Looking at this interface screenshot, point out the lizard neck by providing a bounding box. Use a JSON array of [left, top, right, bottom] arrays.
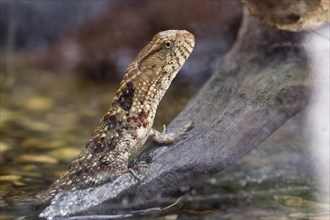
[[113, 60, 180, 116], [134, 66, 179, 108]]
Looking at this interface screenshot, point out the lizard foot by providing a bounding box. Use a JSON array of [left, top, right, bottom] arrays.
[[151, 121, 194, 144], [126, 168, 143, 181], [125, 161, 150, 181], [131, 160, 150, 169]]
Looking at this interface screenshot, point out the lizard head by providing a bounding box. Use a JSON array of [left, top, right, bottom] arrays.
[[116, 30, 195, 114], [135, 30, 195, 86]]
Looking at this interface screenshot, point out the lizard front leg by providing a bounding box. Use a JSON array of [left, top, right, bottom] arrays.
[[126, 122, 194, 180], [149, 121, 194, 144]]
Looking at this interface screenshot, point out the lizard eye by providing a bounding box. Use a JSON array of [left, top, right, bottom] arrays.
[[164, 40, 172, 48]]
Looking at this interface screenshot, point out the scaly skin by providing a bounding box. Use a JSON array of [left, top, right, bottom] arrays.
[[39, 30, 195, 200]]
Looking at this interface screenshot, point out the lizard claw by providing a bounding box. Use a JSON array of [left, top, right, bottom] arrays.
[[162, 124, 167, 134], [176, 121, 194, 139], [181, 121, 194, 132]]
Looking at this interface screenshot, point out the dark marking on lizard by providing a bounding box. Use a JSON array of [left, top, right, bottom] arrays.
[[118, 82, 135, 111], [104, 114, 117, 129], [138, 110, 149, 128]]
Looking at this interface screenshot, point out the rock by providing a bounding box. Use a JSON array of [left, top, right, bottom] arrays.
[[241, 0, 330, 31]]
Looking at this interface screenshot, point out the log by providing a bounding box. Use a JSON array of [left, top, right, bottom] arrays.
[[40, 11, 310, 218]]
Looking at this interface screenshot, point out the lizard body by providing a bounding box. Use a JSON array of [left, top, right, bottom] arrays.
[[40, 30, 195, 200]]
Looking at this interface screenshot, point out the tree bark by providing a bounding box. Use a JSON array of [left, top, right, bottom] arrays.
[[40, 11, 311, 218]]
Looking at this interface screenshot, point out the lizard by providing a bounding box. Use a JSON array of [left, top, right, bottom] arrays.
[[38, 30, 195, 201]]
